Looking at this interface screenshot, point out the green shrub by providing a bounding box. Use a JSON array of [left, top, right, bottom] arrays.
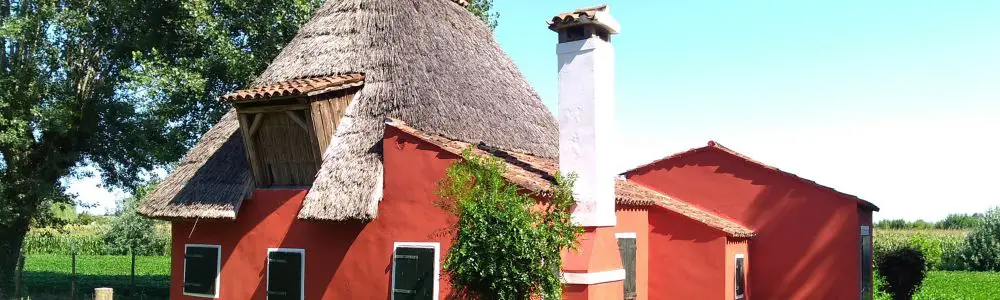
[[438, 149, 581, 300], [874, 229, 966, 271], [876, 247, 927, 300], [956, 207, 1000, 271], [907, 233, 942, 271]]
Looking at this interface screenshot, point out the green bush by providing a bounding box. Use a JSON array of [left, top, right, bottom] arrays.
[[955, 207, 1000, 271], [907, 233, 942, 271], [876, 247, 927, 300], [874, 229, 966, 271], [438, 149, 581, 300]]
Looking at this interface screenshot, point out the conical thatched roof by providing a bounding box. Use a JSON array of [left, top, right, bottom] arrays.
[[139, 0, 559, 221]]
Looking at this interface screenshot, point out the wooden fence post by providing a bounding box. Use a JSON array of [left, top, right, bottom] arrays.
[[71, 249, 77, 300], [13, 252, 23, 299], [130, 246, 136, 297], [94, 287, 113, 300]]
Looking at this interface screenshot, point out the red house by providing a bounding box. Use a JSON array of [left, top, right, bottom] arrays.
[[624, 142, 879, 300], [138, 1, 876, 299]]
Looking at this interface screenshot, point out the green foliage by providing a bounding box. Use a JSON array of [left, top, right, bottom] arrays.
[[438, 149, 582, 300], [75, 212, 96, 226], [875, 229, 967, 271], [467, 0, 499, 29], [876, 247, 928, 300], [936, 214, 984, 230], [907, 233, 944, 272], [875, 271, 1000, 300], [955, 208, 1000, 271], [0, 0, 322, 292], [876, 214, 985, 230], [105, 184, 164, 256], [23, 219, 170, 256], [21, 254, 170, 299]]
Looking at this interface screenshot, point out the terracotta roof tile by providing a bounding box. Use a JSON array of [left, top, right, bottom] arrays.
[[549, 5, 606, 25], [547, 4, 619, 33], [621, 141, 880, 212], [221, 74, 364, 102], [387, 119, 755, 237]]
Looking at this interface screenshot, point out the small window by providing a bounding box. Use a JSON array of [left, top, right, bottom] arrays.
[[735, 254, 746, 300], [392, 242, 440, 300], [267, 248, 305, 300], [616, 233, 637, 300], [183, 244, 221, 298]]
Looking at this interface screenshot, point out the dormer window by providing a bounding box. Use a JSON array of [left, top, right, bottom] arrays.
[[222, 74, 365, 188]]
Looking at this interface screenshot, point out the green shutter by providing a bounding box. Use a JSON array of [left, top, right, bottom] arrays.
[[393, 247, 435, 300], [617, 237, 637, 300], [267, 251, 303, 300], [183, 246, 219, 296], [735, 257, 746, 299]]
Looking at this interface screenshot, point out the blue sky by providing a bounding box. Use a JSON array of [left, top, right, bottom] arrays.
[[70, 1, 1000, 221]]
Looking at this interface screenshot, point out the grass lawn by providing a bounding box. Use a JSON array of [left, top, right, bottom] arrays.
[[19, 254, 170, 299], [913, 271, 1000, 300]]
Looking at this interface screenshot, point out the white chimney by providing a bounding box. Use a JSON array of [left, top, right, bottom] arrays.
[[549, 5, 620, 227]]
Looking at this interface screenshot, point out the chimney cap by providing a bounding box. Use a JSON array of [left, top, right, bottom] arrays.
[[548, 4, 620, 34]]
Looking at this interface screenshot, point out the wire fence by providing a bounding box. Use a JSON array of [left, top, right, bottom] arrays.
[[12, 249, 170, 300]]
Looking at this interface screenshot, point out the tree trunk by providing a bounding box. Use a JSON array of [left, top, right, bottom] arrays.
[[0, 216, 30, 298]]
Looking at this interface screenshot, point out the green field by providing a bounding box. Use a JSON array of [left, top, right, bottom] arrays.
[[910, 271, 1000, 300], [19, 254, 170, 299]]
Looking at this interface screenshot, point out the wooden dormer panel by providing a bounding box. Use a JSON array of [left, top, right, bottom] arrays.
[[224, 74, 364, 188]]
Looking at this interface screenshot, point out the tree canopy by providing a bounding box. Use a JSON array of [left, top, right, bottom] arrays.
[[0, 0, 323, 294], [0, 0, 500, 295]]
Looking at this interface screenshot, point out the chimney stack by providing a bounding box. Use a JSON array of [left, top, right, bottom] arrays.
[[549, 5, 620, 227]]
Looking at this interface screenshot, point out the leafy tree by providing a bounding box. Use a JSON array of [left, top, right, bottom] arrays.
[[467, 0, 499, 29], [437, 149, 581, 300], [104, 182, 163, 256], [0, 0, 322, 294], [876, 247, 927, 300], [957, 207, 1000, 271], [935, 213, 984, 229]]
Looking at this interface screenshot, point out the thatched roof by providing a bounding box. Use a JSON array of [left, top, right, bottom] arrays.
[[388, 119, 756, 238], [138, 110, 252, 220], [139, 0, 559, 221], [259, 0, 559, 220]]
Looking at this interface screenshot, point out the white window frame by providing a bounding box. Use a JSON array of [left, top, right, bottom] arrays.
[[266, 248, 306, 300], [391, 242, 440, 300], [183, 244, 222, 298], [615, 232, 637, 239], [735, 254, 746, 300]]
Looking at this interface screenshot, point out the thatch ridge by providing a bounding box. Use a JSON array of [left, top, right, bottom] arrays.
[[138, 110, 252, 220], [250, 0, 558, 220]]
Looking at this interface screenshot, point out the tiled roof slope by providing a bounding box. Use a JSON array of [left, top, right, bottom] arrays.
[[221, 74, 364, 102], [387, 119, 756, 238]]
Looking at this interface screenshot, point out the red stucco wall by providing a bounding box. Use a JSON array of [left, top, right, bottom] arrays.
[[648, 207, 726, 299], [616, 206, 649, 300], [726, 239, 750, 300], [170, 127, 461, 299], [628, 148, 862, 300], [170, 127, 649, 299]]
